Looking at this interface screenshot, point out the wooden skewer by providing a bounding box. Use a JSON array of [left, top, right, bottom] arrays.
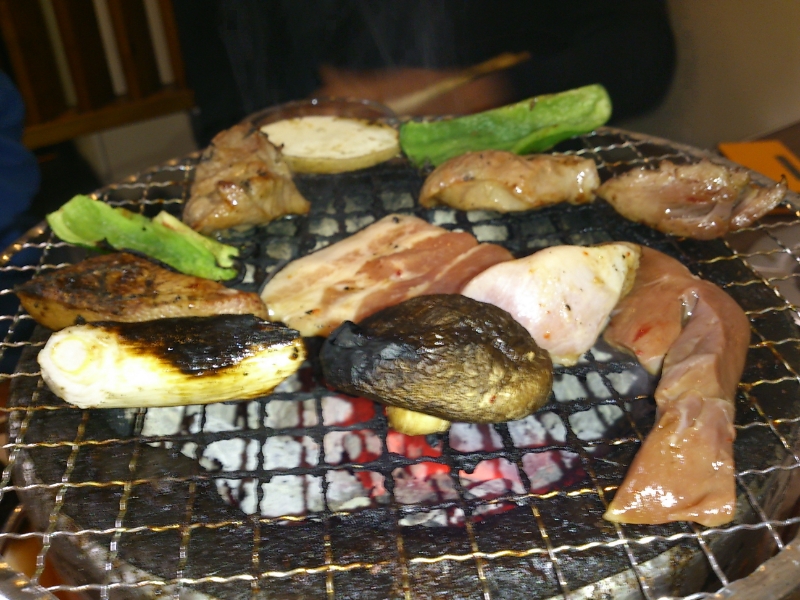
[[384, 51, 532, 115]]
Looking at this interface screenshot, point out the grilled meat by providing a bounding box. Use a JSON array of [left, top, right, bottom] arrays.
[[462, 243, 641, 366], [15, 252, 267, 330], [596, 159, 787, 239], [320, 294, 553, 434], [419, 150, 600, 211], [38, 314, 306, 409], [603, 247, 750, 526], [260, 214, 513, 337], [183, 124, 310, 234]]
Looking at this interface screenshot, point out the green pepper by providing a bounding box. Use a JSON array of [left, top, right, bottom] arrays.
[[398, 84, 612, 167], [46, 195, 239, 281]]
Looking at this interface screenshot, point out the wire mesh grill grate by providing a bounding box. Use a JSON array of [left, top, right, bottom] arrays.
[[0, 128, 799, 599]]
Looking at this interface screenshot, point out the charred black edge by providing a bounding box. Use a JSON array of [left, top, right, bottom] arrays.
[[87, 314, 302, 375]]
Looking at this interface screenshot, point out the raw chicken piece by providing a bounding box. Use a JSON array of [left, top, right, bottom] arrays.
[[596, 159, 787, 240], [603, 247, 750, 526], [419, 150, 600, 211], [260, 214, 513, 337], [601, 249, 692, 375], [461, 243, 640, 366], [183, 124, 310, 234]]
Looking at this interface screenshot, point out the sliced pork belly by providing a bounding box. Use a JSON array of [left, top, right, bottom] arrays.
[[183, 124, 310, 234], [596, 159, 787, 240], [603, 247, 750, 526], [461, 243, 640, 366], [15, 252, 267, 330], [260, 214, 513, 337], [419, 150, 600, 211]]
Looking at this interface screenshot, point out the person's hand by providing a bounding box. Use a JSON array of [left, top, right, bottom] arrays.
[[314, 65, 514, 115]]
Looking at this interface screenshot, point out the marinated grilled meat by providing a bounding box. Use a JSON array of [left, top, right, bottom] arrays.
[[419, 150, 600, 211], [15, 252, 267, 330], [320, 294, 553, 434], [462, 243, 640, 366], [596, 159, 787, 239], [183, 124, 310, 234], [260, 214, 514, 337], [603, 247, 750, 526], [38, 314, 306, 409]]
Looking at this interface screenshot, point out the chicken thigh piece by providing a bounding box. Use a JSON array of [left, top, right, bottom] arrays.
[[596, 159, 786, 240]]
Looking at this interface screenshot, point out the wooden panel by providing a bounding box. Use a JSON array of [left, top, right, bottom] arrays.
[[0, 0, 67, 124], [22, 88, 194, 149], [50, 0, 115, 110], [156, 0, 186, 88], [106, 0, 161, 99]]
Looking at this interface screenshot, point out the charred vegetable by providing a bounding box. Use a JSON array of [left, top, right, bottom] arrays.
[[399, 84, 611, 167], [47, 195, 239, 280], [38, 314, 305, 409], [16, 252, 267, 331], [320, 295, 553, 434]]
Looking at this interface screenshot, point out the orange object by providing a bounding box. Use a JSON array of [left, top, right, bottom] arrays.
[[718, 139, 800, 193]]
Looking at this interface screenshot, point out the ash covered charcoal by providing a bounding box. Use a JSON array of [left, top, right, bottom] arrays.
[[137, 354, 650, 526]]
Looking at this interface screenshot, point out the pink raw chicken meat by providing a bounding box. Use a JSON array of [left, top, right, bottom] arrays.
[[602, 246, 751, 526]]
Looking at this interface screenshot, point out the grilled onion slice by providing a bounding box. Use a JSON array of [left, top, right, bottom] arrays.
[[38, 315, 305, 409]]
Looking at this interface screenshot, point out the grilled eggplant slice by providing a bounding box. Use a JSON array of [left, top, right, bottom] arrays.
[[16, 252, 267, 331], [320, 294, 553, 431], [38, 314, 305, 409]]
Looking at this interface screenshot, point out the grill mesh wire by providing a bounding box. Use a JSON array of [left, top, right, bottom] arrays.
[[0, 128, 799, 599]]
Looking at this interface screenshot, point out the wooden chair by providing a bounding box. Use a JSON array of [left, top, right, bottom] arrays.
[[0, 0, 194, 149]]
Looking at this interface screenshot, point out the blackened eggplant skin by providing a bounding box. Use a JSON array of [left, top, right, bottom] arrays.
[[320, 294, 553, 423]]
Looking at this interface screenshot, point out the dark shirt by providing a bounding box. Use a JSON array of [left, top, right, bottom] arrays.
[[174, 0, 675, 146], [0, 70, 40, 249]]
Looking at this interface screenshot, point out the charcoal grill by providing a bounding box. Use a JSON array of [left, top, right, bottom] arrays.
[[1, 128, 800, 599]]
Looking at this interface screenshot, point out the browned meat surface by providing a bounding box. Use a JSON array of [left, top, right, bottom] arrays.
[[183, 124, 310, 234], [419, 150, 600, 211], [603, 247, 750, 526], [260, 214, 513, 337], [16, 252, 268, 330], [596, 159, 787, 240]]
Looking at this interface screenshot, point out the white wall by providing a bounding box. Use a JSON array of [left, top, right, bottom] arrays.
[[619, 0, 800, 149], [75, 111, 197, 185]]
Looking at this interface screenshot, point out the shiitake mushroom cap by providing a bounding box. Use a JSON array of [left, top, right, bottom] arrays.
[[320, 294, 553, 424]]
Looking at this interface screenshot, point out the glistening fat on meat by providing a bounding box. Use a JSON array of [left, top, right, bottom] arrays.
[[183, 124, 311, 234], [419, 150, 601, 212], [596, 159, 787, 240], [602, 247, 750, 526]]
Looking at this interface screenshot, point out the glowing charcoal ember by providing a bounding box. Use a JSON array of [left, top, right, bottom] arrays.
[[522, 451, 582, 492], [139, 390, 594, 524]]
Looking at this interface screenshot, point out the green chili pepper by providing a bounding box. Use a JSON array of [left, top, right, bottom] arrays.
[[47, 195, 239, 281], [399, 84, 612, 167]]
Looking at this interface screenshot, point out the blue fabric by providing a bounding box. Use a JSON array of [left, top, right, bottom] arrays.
[[0, 71, 40, 249]]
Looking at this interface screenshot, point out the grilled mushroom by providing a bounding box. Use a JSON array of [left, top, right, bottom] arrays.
[[320, 294, 553, 434]]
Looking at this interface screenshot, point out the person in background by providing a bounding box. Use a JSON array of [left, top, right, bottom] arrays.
[[0, 70, 39, 250], [174, 0, 676, 148], [0, 70, 41, 373]]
